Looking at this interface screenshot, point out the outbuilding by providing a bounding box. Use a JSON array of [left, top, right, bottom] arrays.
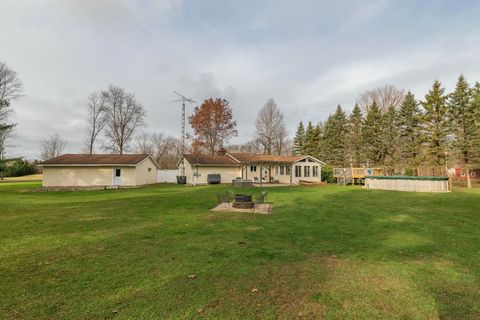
[[40, 154, 159, 187]]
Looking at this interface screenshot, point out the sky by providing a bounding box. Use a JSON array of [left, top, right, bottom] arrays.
[[1, 0, 480, 159]]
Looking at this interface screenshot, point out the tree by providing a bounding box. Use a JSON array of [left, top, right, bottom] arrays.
[[293, 121, 305, 155], [134, 132, 182, 169], [134, 132, 154, 155], [102, 85, 146, 154], [302, 121, 320, 157], [448, 75, 479, 188], [421, 80, 449, 170], [398, 91, 423, 174], [254, 98, 287, 155], [362, 101, 384, 166], [321, 105, 348, 166], [0, 62, 23, 159], [188, 98, 237, 155], [357, 84, 405, 113], [346, 104, 364, 167], [381, 105, 400, 172], [0, 124, 14, 160], [40, 134, 67, 161], [85, 92, 107, 154]]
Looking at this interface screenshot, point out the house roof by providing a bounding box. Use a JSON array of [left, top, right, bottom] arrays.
[[228, 153, 307, 164], [182, 152, 325, 166], [40, 154, 157, 167], [183, 154, 240, 166]]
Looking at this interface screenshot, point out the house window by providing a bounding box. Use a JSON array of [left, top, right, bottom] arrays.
[[472, 171, 476, 177], [304, 166, 310, 177], [461, 171, 466, 177], [313, 166, 319, 177], [286, 166, 291, 175], [275, 166, 279, 175], [295, 165, 302, 177], [280, 166, 285, 175], [250, 165, 257, 172]]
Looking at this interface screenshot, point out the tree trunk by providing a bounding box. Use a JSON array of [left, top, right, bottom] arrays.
[[466, 167, 472, 188]]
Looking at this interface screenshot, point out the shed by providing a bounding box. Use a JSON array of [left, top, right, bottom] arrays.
[[40, 154, 159, 187]]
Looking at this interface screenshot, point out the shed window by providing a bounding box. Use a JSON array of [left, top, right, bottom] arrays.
[[295, 165, 302, 177], [304, 166, 310, 177], [312, 166, 319, 177], [472, 171, 476, 177]]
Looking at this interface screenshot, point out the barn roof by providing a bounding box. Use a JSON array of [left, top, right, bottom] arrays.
[[40, 154, 157, 167]]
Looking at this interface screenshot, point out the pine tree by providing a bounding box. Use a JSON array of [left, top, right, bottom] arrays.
[[303, 121, 320, 156], [381, 105, 400, 173], [448, 75, 479, 188], [321, 105, 347, 166], [421, 80, 448, 171], [293, 121, 305, 155], [362, 101, 384, 166], [346, 104, 364, 166], [398, 91, 423, 174]]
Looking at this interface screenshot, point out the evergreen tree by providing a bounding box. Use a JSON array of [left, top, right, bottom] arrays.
[[398, 91, 423, 174], [382, 105, 400, 172], [362, 101, 384, 166], [448, 75, 479, 188], [321, 105, 348, 166], [421, 80, 448, 170], [303, 121, 320, 156], [293, 121, 305, 155], [346, 104, 364, 166]]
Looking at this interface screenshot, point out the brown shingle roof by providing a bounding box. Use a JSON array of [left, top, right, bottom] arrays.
[[183, 154, 240, 166], [41, 154, 152, 166], [227, 153, 306, 164], [183, 152, 322, 166]]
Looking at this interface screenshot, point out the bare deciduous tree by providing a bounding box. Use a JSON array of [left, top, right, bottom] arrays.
[[102, 85, 146, 154], [85, 92, 107, 154], [0, 125, 15, 160], [134, 132, 155, 155], [254, 98, 288, 155], [40, 133, 67, 161], [357, 84, 405, 113], [0, 62, 23, 159], [134, 132, 183, 169]]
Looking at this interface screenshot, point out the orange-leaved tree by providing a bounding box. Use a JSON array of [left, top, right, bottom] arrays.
[[188, 98, 237, 155]]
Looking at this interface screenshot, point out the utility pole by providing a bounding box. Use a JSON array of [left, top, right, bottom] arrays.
[[172, 91, 196, 179]]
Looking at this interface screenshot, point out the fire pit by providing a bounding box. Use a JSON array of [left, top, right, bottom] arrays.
[[232, 194, 254, 209]]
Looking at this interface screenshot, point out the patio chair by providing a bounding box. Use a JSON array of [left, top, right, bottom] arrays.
[[217, 193, 231, 209], [225, 190, 234, 202]]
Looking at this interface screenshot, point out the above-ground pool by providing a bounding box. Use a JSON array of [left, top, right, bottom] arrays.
[[365, 175, 450, 192]]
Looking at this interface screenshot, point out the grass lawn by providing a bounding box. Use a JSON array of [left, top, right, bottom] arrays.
[[1, 183, 479, 319]]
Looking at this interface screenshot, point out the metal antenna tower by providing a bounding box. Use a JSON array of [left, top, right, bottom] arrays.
[[172, 90, 196, 177]]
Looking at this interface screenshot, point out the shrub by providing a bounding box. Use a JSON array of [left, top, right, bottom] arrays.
[[6, 159, 37, 177], [321, 165, 334, 183]]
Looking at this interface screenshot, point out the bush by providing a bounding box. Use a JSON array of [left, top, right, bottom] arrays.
[[6, 159, 37, 177], [321, 165, 335, 183]]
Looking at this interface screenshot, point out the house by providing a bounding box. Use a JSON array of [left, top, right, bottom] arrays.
[[40, 154, 159, 187], [179, 149, 326, 185], [453, 167, 480, 180]]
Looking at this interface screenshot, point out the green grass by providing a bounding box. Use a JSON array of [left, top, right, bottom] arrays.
[[1, 183, 479, 319]]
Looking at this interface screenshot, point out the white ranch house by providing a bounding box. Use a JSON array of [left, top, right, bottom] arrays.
[[179, 150, 326, 185]]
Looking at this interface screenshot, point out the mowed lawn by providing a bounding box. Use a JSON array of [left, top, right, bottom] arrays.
[[0, 183, 479, 319]]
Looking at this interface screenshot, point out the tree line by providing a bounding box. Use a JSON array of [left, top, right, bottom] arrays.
[[293, 78, 480, 187]]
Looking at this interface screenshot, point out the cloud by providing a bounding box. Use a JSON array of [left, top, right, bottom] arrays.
[[1, 0, 480, 158]]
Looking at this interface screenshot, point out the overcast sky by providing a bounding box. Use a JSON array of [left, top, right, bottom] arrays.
[[2, 0, 480, 159]]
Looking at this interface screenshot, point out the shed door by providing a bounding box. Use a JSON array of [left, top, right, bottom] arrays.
[[113, 168, 122, 185]]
